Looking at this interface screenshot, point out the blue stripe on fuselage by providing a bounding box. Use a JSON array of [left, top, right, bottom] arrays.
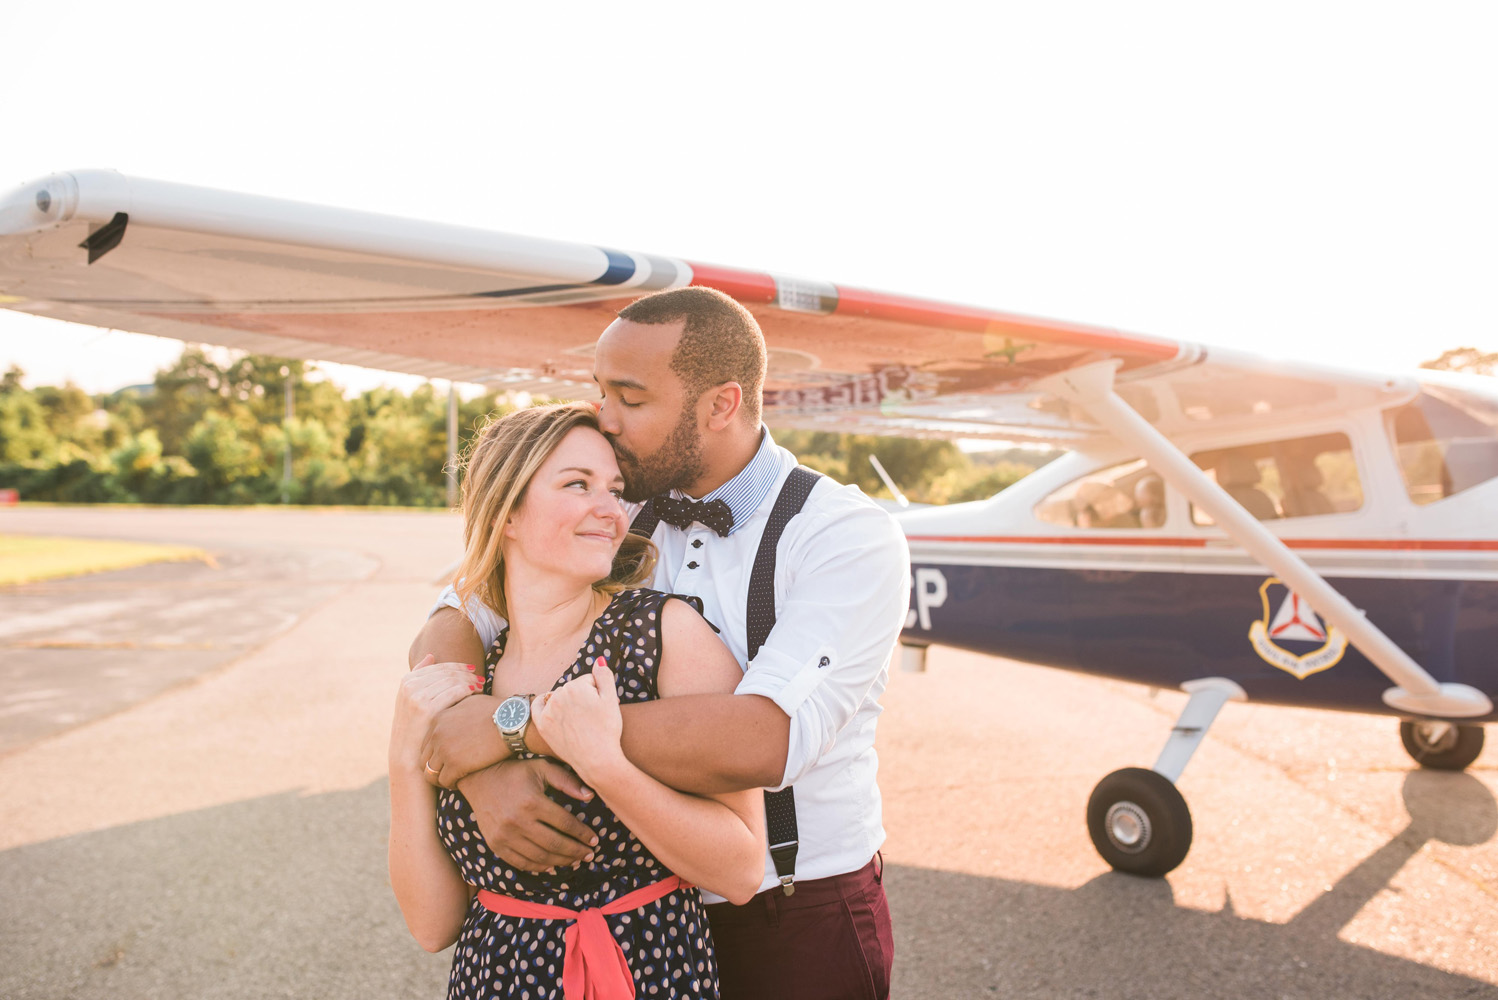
[[903, 562, 1498, 721]]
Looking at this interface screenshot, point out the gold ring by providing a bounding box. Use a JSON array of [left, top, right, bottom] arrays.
[[424, 761, 440, 775]]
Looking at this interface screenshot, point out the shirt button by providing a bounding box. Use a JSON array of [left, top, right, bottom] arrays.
[[691, 539, 703, 549], [687, 561, 699, 570]]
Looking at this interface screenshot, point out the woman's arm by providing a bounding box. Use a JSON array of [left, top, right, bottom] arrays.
[[532, 599, 766, 904], [388, 656, 482, 951]]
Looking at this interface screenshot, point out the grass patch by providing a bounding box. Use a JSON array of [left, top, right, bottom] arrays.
[[0, 535, 209, 586]]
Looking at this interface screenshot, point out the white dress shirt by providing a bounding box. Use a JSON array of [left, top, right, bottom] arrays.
[[432, 430, 911, 899]]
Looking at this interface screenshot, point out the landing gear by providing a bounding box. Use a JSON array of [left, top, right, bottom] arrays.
[[899, 641, 930, 673], [1086, 677, 1245, 878], [1400, 720, 1485, 770], [1087, 768, 1192, 877]]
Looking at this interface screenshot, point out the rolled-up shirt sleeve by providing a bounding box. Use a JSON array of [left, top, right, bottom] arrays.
[[429, 583, 506, 653], [733, 496, 911, 790]]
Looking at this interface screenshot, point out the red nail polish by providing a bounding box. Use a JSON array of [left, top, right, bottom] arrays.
[[465, 664, 477, 671]]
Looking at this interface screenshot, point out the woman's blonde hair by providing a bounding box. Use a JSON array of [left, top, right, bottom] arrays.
[[453, 401, 656, 621]]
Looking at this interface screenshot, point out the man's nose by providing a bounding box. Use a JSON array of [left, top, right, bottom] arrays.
[[596, 398, 621, 436]]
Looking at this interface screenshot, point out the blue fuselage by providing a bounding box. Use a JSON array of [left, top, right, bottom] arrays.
[[904, 560, 1498, 722]]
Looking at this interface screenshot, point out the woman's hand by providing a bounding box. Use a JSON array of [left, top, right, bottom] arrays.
[[390, 653, 483, 777], [531, 658, 626, 784]]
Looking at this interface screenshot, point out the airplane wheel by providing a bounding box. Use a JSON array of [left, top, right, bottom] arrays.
[[1400, 721, 1485, 771], [1087, 767, 1193, 877]]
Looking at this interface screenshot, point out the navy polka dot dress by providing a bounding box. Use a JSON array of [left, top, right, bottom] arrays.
[[437, 589, 720, 1000]]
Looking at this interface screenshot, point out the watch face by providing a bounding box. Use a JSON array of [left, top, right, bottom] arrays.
[[495, 696, 529, 731]]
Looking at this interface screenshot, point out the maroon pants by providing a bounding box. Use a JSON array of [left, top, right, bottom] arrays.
[[705, 856, 892, 1000]]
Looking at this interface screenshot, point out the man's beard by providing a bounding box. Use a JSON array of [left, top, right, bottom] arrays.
[[613, 407, 705, 503]]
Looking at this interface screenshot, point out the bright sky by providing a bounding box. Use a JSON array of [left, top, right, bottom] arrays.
[[3, 2, 1495, 395]]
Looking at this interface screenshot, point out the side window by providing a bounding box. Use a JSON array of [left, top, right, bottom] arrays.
[[1387, 386, 1498, 505], [1190, 432, 1362, 525], [1034, 459, 1170, 529]]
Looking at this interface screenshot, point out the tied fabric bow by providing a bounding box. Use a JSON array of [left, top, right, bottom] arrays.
[[476, 876, 690, 1000], [651, 495, 733, 537]]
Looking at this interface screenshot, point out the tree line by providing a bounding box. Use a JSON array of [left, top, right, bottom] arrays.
[[0, 351, 512, 506], [0, 349, 1045, 507]]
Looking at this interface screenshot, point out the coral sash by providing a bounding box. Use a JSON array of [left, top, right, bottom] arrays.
[[476, 875, 689, 1000]]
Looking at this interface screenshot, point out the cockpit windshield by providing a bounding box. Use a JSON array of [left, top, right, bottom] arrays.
[[1386, 380, 1498, 505]]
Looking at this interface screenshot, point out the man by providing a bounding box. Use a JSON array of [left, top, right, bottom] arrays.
[[412, 286, 909, 999]]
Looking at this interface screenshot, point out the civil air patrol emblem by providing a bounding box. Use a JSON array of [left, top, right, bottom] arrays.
[[1247, 577, 1349, 679]]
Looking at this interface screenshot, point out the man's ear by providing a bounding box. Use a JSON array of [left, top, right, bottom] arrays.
[[704, 382, 743, 431]]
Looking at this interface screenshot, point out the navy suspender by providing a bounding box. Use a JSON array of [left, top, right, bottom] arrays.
[[746, 466, 821, 896], [629, 466, 823, 896]]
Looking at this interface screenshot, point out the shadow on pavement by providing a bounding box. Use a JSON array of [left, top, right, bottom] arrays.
[[0, 781, 449, 1000], [892, 769, 1498, 999], [2, 771, 1494, 999]]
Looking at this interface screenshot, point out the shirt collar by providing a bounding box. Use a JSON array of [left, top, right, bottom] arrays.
[[679, 427, 778, 535]]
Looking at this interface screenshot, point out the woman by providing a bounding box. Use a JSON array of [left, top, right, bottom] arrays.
[[388, 401, 765, 1000]]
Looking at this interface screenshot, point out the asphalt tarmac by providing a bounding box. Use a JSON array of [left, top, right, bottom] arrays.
[[1, 506, 1494, 999]]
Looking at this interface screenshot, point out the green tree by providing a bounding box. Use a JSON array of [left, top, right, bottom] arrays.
[[263, 417, 351, 504], [0, 389, 57, 464], [1422, 347, 1498, 376], [144, 350, 335, 454], [33, 383, 102, 450], [922, 462, 1034, 504], [105, 428, 197, 501], [181, 409, 272, 504], [346, 389, 444, 505], [847, 436, 966, 500], [771, 429, 1058, 505]]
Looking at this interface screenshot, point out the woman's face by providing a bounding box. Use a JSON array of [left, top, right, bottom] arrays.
[[503, 425, 629, 584]]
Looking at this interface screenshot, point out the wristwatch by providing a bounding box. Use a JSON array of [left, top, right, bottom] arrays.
[[492, 694, 535, 756]]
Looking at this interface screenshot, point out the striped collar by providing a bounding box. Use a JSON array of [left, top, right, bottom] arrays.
[[680, 427, 779, 536]]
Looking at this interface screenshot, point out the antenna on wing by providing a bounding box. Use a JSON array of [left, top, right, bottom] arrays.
[[868, 454, 910, 508]]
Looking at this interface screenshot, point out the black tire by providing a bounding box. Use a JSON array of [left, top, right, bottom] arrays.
[[1086, 767, 1193, 877], [1400, 720, 1485, 771]]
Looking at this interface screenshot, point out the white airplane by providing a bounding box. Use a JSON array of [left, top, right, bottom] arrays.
[[3, 170, 1494, 877]]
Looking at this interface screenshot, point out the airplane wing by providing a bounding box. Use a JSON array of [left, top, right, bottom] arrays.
[[4, 170, 1487, 720], [0, 170, 1414, 444]]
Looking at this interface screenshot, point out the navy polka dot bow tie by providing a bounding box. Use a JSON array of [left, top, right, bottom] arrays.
[[651, 495, 733, 537]]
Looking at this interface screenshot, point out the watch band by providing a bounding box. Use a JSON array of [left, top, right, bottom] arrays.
[[499, 694, 534, 757]]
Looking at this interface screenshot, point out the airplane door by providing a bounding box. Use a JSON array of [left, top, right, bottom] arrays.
[[1037, 459, 1190, 683]]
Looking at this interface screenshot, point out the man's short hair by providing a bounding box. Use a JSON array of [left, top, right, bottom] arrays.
[[617, 286, 767, 425]]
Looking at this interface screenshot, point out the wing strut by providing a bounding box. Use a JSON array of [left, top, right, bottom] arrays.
[[1036, 361, 1492, 719]]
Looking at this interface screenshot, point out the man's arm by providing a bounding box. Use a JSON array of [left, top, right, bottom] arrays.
[[408, 605, 487, 671], [616, 693, 789, 794], [412, 614, 789, 794], [616, 495, 910, 795], [414, 608, 574, 783], [412, 605, 787, 793]]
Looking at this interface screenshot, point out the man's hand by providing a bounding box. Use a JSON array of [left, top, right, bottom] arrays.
[[410, 607, 496, 786], [391, 655, 482, 776], [457, 760, 600, 871], [421, 691, 506, 788]]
